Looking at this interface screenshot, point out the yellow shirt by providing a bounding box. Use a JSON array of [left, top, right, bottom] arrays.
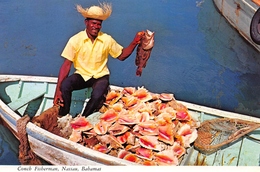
[[61, 30, 123, 81]]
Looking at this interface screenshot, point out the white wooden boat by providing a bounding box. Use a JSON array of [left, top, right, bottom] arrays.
[[0, 74, 260, 166], [213, 0, 260, 51]]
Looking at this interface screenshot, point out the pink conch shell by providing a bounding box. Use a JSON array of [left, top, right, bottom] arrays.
[[135, 111, 150, 122], [149, 99, 161, 107], [150, 92, 160, 100], [106, 90, 120, 101], [168, 100, 188, 111], [99, 109, 119, 123], [96, 134, 111, 145], [137, 120, 159, 136], [117, 112, 138, 125], [117, 131, 135, 145], [127, 101, 146, 113], [122, 87, 136, 95], [111, 103, 124, 112], [158, 123, 174, 145], [177, 123, 192, 136], [117, 132, 136, 146], [93, 144, 111, 154], [57, 114, 73, 135], [177, 123, 198, 147], [93, 121, 111, 135], [108, 122, 130, 135], [126, 132, 136, 145], [108, 135, 123, 149], [135, 147, 153, 160], [154, 149, 179, 166], [118, 149, 130, 159], [123, 153, 140, 163], [83, 129, 97, 136], [125, 144, 140, 152], [176, 110, 191, 121], [139, 135, 161, 151], [121, 96, 139, 107], [159, 93, 174, 101], [137, 102, 154, 115], [132, 87, 148, 98], [188, 128, 198, 143], [132, 125, 142, 137], [155, 112, 173, 125], [70, 116, 93, 131], [170, 142, 186, 158], [83, 136, 99, 148], [142, 160, 158, 166], [117, 132, 130, 144], [157, 103, 168, 111], [133, 87, 152, 102], [69, 129, 82, 142], [159, 107, 176, 119], [105, 90, 122, 105]]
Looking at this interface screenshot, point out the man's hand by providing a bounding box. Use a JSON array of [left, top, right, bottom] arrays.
[[134, 31, 145, 44], [117, 31, 145, 61], [53, 59, 72, 107], [53, 90, 64, 107]]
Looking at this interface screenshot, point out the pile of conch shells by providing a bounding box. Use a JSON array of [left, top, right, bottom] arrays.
[[58, 86, 200, 166]]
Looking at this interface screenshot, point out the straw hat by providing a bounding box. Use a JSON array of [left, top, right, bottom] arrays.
[[76, 2, 112, 21]]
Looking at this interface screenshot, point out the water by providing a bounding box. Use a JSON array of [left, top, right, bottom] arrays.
[[0, 123, 20, 165], [0, 0, 260, 164]]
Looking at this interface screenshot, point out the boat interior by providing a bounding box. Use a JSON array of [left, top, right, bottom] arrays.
[[0, 79, 89, 118]]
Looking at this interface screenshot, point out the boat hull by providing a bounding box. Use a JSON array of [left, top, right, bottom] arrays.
[[0, 75, 260, 166], [213, 0, 260, 51]]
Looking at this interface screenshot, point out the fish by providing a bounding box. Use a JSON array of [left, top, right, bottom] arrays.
[[135, 30, 155, 76]]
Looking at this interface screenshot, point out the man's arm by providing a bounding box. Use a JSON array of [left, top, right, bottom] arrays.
[[117, 31, 144, 61], [53, 59, 72, 106]]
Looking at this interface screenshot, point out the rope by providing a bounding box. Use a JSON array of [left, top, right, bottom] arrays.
[[17, 115, 42, 165]]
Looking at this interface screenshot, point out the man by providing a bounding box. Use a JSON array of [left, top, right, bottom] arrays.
[[53, 3, 143, 117]]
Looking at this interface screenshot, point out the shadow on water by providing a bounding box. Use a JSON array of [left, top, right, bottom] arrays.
[[0, 118, 20, 165], [0, 118, 50, 165]]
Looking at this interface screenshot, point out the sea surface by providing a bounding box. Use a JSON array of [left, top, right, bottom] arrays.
[[0, 0, 260, 165]]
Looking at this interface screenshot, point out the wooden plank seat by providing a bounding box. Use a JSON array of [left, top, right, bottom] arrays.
[[8, 89, 46, 111]]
